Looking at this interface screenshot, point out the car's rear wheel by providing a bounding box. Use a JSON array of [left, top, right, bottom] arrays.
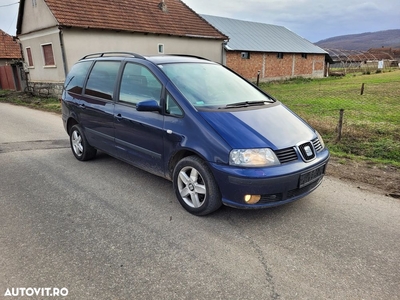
[[69, 124, 97, 161], [173, 156, 222, 215]]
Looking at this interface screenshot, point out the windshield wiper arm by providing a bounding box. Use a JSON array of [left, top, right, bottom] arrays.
[[220, 100, 270, 109]]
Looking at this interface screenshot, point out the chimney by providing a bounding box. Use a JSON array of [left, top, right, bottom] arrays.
[[158, 0, 168, 12]]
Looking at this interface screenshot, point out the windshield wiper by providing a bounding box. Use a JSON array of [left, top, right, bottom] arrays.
[[220, 100, 271, 109]]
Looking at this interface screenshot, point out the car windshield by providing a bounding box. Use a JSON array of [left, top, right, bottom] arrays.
[[159, 62, 274, 108]]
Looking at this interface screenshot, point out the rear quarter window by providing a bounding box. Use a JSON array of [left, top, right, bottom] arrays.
[[64, 61, 92, 94]]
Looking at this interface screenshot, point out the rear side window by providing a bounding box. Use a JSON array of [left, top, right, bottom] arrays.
[[85, 61, 121, 100], [119, 63, 162, 105], [64, 61, 92, 94]]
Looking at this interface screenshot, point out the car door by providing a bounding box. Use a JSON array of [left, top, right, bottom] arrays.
[[114, 62, 164, 176], [79, 60, 121, 154]]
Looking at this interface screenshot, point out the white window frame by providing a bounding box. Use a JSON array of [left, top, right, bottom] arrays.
[[25, 47, 34, 68], [41, 43, 56, 68], [158, 44, 164, 54]]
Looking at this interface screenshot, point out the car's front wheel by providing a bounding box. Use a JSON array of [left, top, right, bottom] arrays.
[[69, 124, 97, 161], [173, 156, 222, 215]]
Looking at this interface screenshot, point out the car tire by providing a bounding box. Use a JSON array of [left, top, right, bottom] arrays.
[[69, 124, 97, 161], [173, 156, 222, 215]]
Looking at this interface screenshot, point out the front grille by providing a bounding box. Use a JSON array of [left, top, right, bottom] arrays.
[[258, 178, 322, 204], [275, 147, 298, 164], [312, 138, 323, 152], [298, 142, 315, 162]]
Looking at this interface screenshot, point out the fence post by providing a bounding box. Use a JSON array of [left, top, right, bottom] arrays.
[[336, 109, 344, 142], [256, 71, 260, 86], [360, 83, 365, 95]]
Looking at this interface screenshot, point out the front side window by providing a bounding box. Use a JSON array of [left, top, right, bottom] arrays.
[[165, 92, 183, 116], [64, 61, 92, 94], [159, 62, 273, 108], [42, 44, 55, 66], [119, 63, 162, 105], [84, 61, 120, 100]]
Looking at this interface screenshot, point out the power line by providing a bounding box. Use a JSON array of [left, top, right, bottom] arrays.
[[0, 2, 19, 8]]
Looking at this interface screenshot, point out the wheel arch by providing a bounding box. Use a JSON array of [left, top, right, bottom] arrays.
[[167, 149, 208, 180], [66, 117, 79, 135]]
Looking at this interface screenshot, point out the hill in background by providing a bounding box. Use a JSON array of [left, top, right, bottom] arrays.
[[316, 29, 400, 51]]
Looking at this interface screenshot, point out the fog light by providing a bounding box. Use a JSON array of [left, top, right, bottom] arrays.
[[244, 195, 261, 204]]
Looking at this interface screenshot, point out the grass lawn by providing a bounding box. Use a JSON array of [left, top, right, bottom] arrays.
[[0, 90, 61, 114], [259, 70, 400, 166]]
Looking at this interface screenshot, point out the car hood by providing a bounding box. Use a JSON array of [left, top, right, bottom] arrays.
[[199, 103, 315, 149]]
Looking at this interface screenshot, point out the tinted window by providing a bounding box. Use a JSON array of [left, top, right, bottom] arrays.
[[85, 61, 120, 100], [64, 61, 92, 94], [119, 63, 162, 105]]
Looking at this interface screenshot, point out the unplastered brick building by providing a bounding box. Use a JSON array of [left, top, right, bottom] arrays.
[[202, 15, 330, 81]]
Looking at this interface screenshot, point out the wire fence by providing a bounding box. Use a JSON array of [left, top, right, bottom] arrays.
[[260, 75, 400, 162]]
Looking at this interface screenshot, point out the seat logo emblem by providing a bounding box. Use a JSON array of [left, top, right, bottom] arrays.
[[304, 145, 313, 157]]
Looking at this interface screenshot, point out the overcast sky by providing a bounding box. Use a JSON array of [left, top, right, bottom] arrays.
[[1, 0, 399, 42]]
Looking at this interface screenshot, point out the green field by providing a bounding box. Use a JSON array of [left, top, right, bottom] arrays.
[[259, 70, 400, 165]]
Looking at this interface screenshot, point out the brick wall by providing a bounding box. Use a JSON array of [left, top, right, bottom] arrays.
[[226, 51, 326, 81], [226, 52, 264, 79]]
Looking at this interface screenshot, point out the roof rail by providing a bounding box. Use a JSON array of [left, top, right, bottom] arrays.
[[79, 52, 146, 60], [166, 54, 209, 61]]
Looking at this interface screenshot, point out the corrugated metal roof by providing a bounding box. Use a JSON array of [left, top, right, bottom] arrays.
[[202, 15, 327, 54]]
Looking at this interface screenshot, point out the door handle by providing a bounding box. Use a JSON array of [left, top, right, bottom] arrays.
[[115, 113, 123, 121], [79, 103, 86, 109]]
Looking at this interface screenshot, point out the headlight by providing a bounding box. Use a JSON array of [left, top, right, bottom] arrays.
[[316, 131, 325, 149], [229, 148, 280, 167]]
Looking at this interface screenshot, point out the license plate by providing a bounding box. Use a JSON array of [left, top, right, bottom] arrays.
[[299, 165, 325, 188]]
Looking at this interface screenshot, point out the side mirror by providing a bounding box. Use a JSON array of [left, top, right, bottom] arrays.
[[136, 99, 161, 112]]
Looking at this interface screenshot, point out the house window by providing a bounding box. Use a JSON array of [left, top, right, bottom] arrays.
[[277, 53, 284, 59], [158, 44, 164, 54], [302, 53, 308, 59], [26, 47, 34, 67], [241, 52, 250, 59], [42, 44, 55, 66]]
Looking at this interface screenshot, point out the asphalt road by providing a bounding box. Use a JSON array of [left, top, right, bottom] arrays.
[[0, 103, 399, 299]]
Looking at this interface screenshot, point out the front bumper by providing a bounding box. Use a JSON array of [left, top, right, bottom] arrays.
[[210, 149, 330, 209]]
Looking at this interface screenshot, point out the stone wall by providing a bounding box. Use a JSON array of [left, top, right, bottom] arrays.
[[27, 81, 63, 98]]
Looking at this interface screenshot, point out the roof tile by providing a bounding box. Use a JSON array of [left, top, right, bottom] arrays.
[[43, 0, 226, 39], [0, 30, 21, 59]]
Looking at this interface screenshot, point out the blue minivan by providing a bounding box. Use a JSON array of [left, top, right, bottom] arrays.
[[61, 52, 329, 215]]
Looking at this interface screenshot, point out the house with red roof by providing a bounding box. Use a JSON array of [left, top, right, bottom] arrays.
[[0, 30, 23, 90], [16, 0, 227, 96], [0, 30, 21, 66]]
